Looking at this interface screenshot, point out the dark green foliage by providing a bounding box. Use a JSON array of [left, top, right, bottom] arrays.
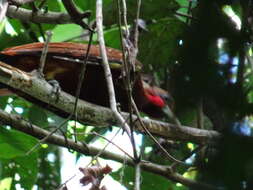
[[139, 18, 185, 71], [104, 0, 180, 26], [36, 146, 61, 190], [0, 97, 62, 189], [195, 133, 253, 190], [171, 0, 253, 130], [0, 128, 38, 190]]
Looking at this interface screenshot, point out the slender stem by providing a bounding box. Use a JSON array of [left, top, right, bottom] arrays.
[[72, 31, 94, 142], [0, 0, 8, 22], [134, 163, 141, 190], [131, 98, 189, 166], [39, 31, 52, 76], [96, 0, 138, 159]]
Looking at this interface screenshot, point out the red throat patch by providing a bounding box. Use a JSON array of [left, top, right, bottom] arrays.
[[145, 93, 165, 108]]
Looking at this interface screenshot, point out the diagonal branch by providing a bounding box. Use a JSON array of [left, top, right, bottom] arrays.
[[0, 107, 217, 190], [0, 61, 222, 144], [62, 0, 92, 31], [6, 5, 91, 24]]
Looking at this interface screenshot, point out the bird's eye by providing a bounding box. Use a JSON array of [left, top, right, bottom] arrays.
[[161, 95, 173, 103], [143, 78, 149, 83]]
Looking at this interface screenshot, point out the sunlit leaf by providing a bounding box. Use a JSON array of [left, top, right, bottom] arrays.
[[51, 24, 83, 42], [0, 177, 12, 190]]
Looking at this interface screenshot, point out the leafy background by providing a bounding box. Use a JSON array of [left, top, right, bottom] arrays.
[[1, 0, 253, 190]]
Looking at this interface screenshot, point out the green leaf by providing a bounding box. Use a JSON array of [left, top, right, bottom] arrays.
[[0, 96, 10, 110], [74, 0, 95, 12], [0, 128, 38, 189], [0, 127, 38, 189], [104, 27, 121, 49], [0, 143, 25, 159], [0, 28, 33, 50], [0, 152, 38, 190], [28, 105, 49, 127], [40, 0, 61, 12], [36, 146, 61, 189], [0, 19, 6, 34], [51, 24, 83, 42], [14, 154, 38, 189], [0, 128, 37, 159], [139, 17, 185, 70], [74, 0, 113, 20]]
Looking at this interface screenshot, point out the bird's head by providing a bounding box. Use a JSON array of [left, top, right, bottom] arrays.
[[144, 88, 166, 108], [141, 79, 174, 118]]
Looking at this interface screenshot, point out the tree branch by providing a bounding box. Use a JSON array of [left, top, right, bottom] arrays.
[[0, 107, 217, 190], [9, 0, 36, 6], [96, 0, 138, 159], [6, 5, 90, 24], [62, 0, 92, 31], [0, 61, 221, 144], [0, 0, 8, 22]]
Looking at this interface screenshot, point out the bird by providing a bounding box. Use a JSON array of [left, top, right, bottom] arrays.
[[0, 42, 172, 118]]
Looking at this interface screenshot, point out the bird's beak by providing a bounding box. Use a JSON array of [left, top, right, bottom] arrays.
[[162, 105, 174, 119], [162, 105, 182, 127]]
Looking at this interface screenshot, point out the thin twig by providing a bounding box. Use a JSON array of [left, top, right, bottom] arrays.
[[96, 0, 139, 160], [175, 11, 195, 20], [96, 0, 135, 151], [37, 23, 46, 41], [236, 2, 248, 90], [133, 0, 141, 54], [39, 31, 52, 76], [130, 0, 142, 161], [197, 99, 204, 130], [28, 30, 93, 151], [21, 22, 39, 42], [131, 98, 189, 166], [72, 130, 134, 160], [186, 0, 193, 24], [57, 174, 77, 190], [26, 115, 83, 155], [171, 145, 205, 169], [91, 131, 134, 160], [86, 128, 124, 166], [117, 0, 139, 160], [62, 0, 92, 31], [0, 107, 218, 189], [72, 31, 94, 142], [120, 155, 127, 184]]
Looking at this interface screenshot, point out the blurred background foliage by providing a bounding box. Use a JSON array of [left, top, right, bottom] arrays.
[[1, 0, 253, 189]]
